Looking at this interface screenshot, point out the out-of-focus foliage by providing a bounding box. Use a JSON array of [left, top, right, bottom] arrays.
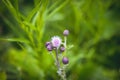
[[0, 0, 120, 80]]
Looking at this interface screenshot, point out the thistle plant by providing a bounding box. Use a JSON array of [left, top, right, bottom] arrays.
[[45, 29, 69, 80]]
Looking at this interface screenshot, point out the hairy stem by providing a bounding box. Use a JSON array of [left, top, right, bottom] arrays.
[[55, 48, 60, 69], [64, 36, 67, 48], [61, 69, 66, 80], [55, 48, 67, 80]]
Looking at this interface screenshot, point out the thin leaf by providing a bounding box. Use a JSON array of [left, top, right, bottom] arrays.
[[26, 0, 42, 22], [2, 0, 21, 22], [47, 0, 69, 19], [0, 38, 29, 43]]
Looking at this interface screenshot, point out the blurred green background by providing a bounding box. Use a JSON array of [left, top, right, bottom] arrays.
[[0, 0, 120, 80]]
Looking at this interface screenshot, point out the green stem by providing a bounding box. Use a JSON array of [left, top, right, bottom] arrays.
[[55, 48, 67, 80], [55, 48, 60, 69], [64, 36, 67, 48], [61, 69, 67, 80]]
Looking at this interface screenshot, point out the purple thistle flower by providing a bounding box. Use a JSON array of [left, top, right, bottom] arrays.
[[51, 36, 62, 48], [60, 46, 65, 52], [63, 30, 69, 36], [62, 57, 69, 64]]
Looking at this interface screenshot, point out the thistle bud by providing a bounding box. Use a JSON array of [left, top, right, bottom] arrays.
[[63, 30, 69, 36], [46, 44, 53, 51], [62, 57, 69, 64], [60, 46, 65, 52], [45, 42, 51, 47]]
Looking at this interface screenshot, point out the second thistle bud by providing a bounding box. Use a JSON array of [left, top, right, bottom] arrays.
[[45, 42, 51, 47], [46, 44, 53, 51], [60, 46, 65, 52], [62, 57, 69, 64], [63, 29, 69, 36], [45, 42, 53, 51]]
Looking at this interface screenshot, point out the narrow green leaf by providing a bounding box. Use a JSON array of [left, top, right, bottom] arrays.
[[26, 0, 42, 22], [0, 38, 29, 43], [2, 0, 20, 22], [47, 0, 69, 19]]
